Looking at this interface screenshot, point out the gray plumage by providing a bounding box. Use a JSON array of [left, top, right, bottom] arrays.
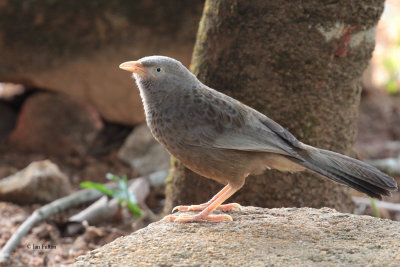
[[129, 55, 397, 199]]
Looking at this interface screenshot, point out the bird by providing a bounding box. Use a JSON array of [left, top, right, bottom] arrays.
[[119, 55, 398, 223]]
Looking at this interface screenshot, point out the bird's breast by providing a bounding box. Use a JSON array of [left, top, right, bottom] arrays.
[[145, 107, 179, 150]]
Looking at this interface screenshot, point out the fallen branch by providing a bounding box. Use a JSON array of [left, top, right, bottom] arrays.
[[0, 180, 127, 264], [65, 196, 118, 236], [352, 196, 400, 213], [66, 177, 151, 235]]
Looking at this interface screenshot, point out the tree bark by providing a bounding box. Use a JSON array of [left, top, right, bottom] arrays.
[[165, 0, 384, 213]]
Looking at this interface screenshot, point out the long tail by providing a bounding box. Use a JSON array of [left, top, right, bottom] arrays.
[[297, 145, 398, 199]]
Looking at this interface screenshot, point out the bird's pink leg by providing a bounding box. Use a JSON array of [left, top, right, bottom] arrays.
[[172, 184, 241, 212], [168, 185, 240, 222]]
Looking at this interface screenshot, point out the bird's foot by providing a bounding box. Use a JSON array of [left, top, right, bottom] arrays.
[[172, 203, 241, 212], [166, 213, 233, 223]]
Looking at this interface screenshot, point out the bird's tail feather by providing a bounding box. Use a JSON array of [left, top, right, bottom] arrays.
[[297, 145, 398, 199]]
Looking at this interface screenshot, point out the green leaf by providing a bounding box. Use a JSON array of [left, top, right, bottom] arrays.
[[80, 182, 114, 197], [126, 201, 142, 219], [369, 198, 381, 218], [82, 173, 142, 219]]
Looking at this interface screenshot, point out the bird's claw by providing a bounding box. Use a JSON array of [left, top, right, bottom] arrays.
[[172, 204, 206, 212], [172, 203, 242, 213]]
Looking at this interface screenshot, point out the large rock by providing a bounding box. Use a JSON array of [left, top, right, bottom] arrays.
[[9, 92, 103, 156], [0, 160, 72, 204], [74, 207, 400, 266], [0, 1, 203, 125], [118, 123, 170, 175]]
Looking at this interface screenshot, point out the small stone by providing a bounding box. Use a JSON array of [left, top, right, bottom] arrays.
[[0, 160, 72, 204], [117, 123, 170, 175]]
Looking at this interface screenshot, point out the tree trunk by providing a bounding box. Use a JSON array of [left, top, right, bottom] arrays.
[[165, 0, 384, 213]]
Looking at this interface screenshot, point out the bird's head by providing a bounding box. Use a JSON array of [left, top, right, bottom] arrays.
[[119, 56, 197, 92]]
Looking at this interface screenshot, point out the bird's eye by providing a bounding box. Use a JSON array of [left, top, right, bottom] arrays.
[[156, 67, 162, 73]]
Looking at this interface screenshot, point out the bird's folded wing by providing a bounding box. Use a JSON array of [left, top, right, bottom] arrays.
[[181, 111, 302, 158], [179, 86, 304, 158], [211, 119, 302, 157]]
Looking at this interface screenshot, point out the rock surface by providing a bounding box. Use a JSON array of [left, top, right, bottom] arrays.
[[74, 207, 400, 266], [0, 160, 72, 204], [9, 92, 103, 156], [0, 1, 203, 125], [118, 123, 170, 175]]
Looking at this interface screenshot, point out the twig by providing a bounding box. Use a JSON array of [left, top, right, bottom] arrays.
[[65, 196, 118, 236], [68, 174, 161, 224], [0, 181, 124, 264], [352, 196, 400, 212], [66, 177, 151, 235], [0, 170, 168, 264]]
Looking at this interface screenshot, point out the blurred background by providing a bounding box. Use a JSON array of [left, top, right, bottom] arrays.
[[0, 0, 399, 265]]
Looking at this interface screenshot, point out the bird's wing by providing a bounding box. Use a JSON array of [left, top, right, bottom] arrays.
[[212, 115, 303, 156], [179, 87, 303, 158]]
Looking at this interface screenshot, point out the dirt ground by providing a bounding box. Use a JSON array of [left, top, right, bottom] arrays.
[[0, 126, 166, 266], [0, 90, 399, 266]]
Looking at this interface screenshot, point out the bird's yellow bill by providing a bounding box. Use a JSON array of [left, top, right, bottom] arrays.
[[119, 61, 146, 76]]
